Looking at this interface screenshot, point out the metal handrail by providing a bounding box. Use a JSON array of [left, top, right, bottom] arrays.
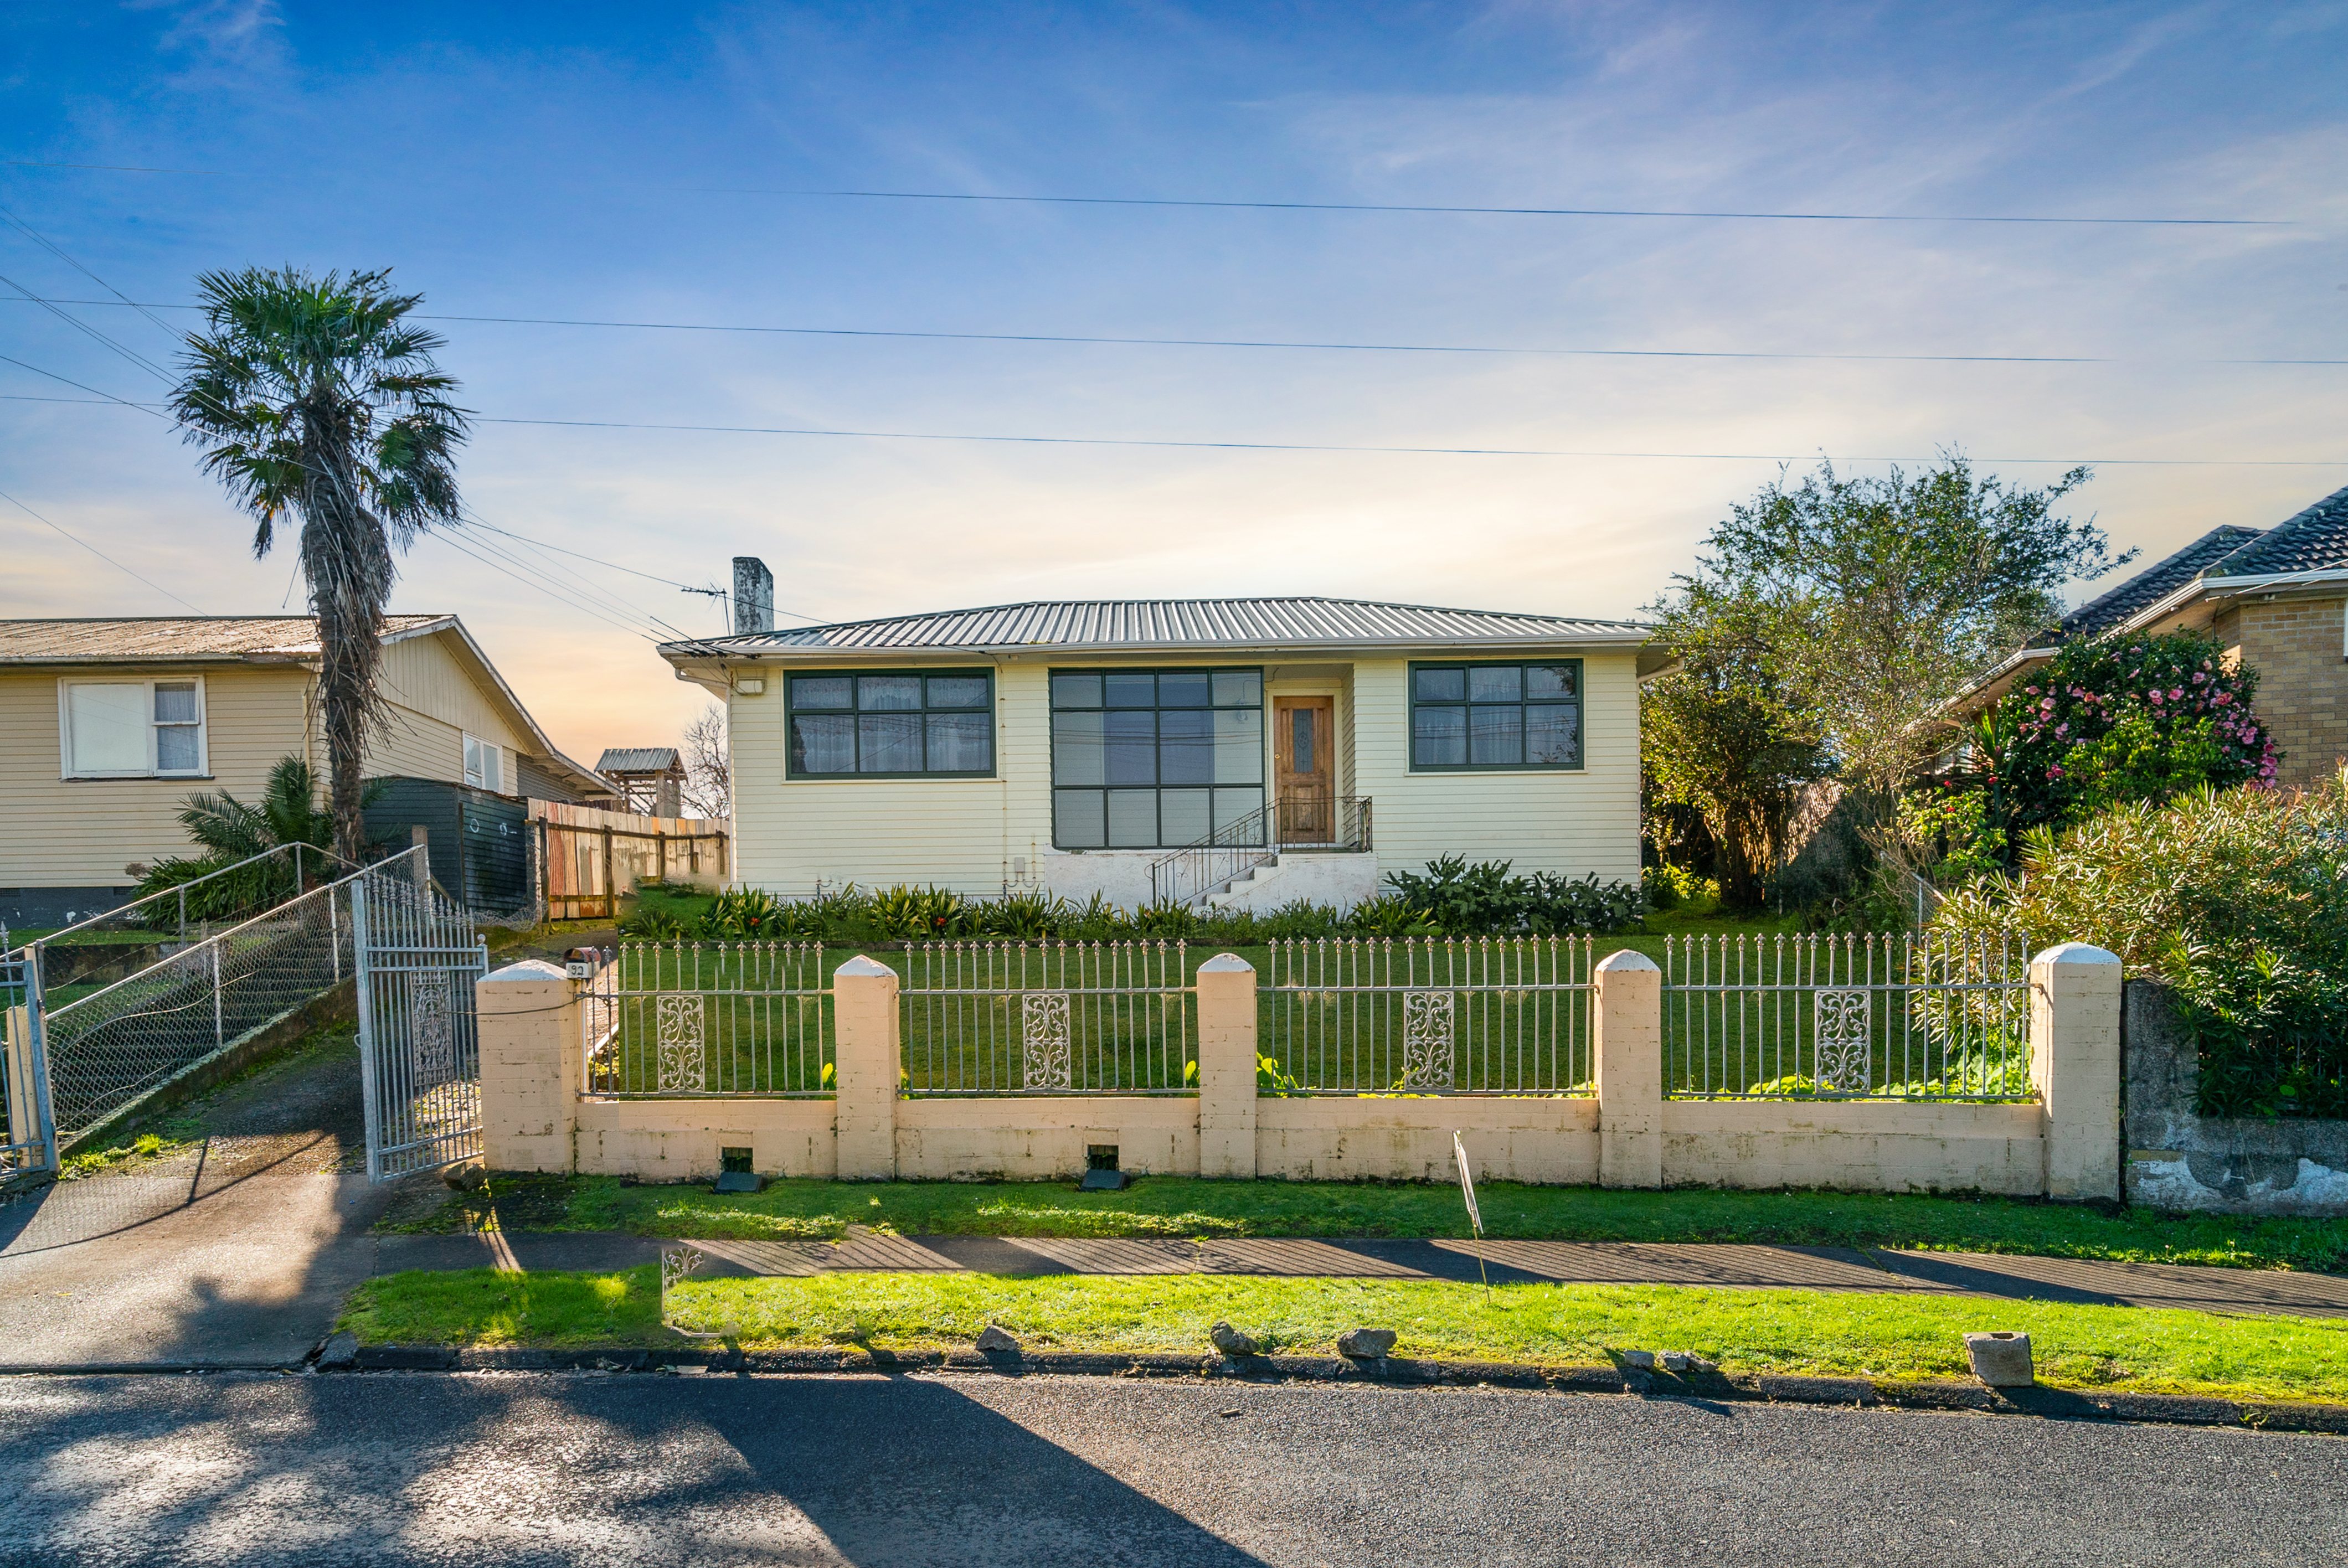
[[10, 842, 363, 961], [1147, 795, 1372, 908], [43, 845, 419, 1025]]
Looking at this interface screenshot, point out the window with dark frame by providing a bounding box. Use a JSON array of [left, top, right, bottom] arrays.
[[787, 669, 996, 778], [1409, 659, 1583, 771], [1049, 668, 1264, 849]]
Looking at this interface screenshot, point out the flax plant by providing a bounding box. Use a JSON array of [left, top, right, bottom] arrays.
[[170, 267, 468, 860]]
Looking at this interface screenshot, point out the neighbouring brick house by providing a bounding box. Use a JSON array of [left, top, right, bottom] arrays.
[[1953, 484, 2348, 788]]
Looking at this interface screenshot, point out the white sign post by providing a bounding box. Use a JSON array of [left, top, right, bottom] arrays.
[[1452, 1129, 1488, 1293]]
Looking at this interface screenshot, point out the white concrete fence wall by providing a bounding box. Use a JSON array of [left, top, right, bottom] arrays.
[[479, 943, 2124, 1199]]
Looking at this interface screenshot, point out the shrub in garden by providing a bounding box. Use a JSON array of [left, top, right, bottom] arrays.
[[1911, 630, 2277, 881], [1934, 777, 2348, 1118], [1384, 855, 1647, 935]]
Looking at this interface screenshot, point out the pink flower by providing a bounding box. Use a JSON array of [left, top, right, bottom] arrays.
[[2168, 687, 2184, 701], [2056, 723, 2070, 736], [2192, 672, 2208, 684]]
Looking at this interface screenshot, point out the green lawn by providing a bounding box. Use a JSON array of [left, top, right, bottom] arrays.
[[337, 1266, 2348, 1406], [393, 1173, 2348, 1273]]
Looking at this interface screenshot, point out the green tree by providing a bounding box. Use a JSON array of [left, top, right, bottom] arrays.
[[1672, 455, 2125, 796], [170, 267, 468, 860]]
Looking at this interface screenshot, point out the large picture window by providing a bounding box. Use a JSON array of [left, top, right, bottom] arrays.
[[1051, 668, 1264, 848], [1409, 660, 1583, 771], [59, 677, 207, 778], [787, 669, 995, 778]]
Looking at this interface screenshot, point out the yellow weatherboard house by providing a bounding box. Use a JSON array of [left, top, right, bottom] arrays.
[[661, 594, 1667, 909]]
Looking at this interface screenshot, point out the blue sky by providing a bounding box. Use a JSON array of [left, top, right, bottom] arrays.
[[3, 2, 2344, 761]]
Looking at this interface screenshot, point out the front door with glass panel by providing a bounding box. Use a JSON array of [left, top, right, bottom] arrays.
[[1274, 697, 1333, 843]]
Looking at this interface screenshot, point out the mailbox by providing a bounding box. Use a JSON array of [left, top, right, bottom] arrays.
[[565, 946, 603, 981]]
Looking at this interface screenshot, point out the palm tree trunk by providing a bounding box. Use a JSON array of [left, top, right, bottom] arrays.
[[302, 406, 397, 865]]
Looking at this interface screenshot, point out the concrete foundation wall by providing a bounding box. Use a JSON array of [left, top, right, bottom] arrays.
[[1660, 1098, 2045, 1194], [1258, 1095, 1598, 1183], [2124, 978, 2348, 1215]]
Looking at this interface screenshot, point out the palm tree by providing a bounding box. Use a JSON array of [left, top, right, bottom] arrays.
[[170, 267, 467, 862]]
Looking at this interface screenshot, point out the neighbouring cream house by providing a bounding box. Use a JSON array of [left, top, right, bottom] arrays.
[[661, 597, 1666, 909], [0, 616, 612, 929]]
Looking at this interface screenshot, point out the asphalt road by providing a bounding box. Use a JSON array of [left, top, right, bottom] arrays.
[[0, 1371, 2340, 1567]]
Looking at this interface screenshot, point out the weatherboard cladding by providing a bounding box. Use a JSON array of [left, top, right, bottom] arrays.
[[680, 597, 1644, 656]]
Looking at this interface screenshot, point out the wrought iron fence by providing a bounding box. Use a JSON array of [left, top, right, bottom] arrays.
[[1660, 932, 2031, 1100], [38, 859, 367, 1139], [1263, 937, 1595, 1094], [584, 942, 832, 1096], [900, 942, 1193, 1095]]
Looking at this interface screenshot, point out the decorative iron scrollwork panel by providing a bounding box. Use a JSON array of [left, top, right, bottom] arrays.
[[1022, 992, 1073, 1090], [1401, 990, 1456, 1090], [1813, 988, 1873, 1092], [657, 994, 708, 1094], [410, 972, 454, 1086]]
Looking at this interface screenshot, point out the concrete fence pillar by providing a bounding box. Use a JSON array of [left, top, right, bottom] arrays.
[[2031, 942, 2123, 1200], [478, 957, 581, 1173], [833, 955, 900, 1180], [1594, 948, 1664, 1189], [1196, 953, 1258, 1179]]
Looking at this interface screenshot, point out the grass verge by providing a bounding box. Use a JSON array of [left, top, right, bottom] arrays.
[[385, 1173, 2348, 1274], [337, 1267, 2348, 1406]]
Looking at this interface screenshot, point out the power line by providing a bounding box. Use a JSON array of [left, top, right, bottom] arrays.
[[461, 515, 826, 622], [701, 186, 2291, 227], [3, 159, 231, 175], [10, 297, 2342, 367], [0, 483, 205, 612], [0, 271, 174, 384], [10, 378, 2339, 467], [0, 202, 184, 344], [475, 414, 2348, 466], [0, 354, 166, 414]]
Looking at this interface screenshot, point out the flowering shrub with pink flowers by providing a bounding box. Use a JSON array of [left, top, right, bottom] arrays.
[[1911, 631, 2278, 882]]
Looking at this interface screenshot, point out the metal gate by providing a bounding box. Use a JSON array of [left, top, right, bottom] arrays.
[[0, 950, 56, 1179], [353, 863, 488, 1180]]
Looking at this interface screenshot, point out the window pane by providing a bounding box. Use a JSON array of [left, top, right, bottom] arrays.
[[1051, 673, 1101, 709], [1213, 787, 1264, 839], [1157, 671, 1209, 708], [858, 675, 921, 711], [69, 685, 149, 779], [1104, 710, 1155, 786], [1052, 710, 1104, 785], [1526, 664, 1577, 700], [1290, 707, 1316, 774], [1160, 788, 1211, 847], [1413, 705, 1466, 766], [791, 714, 856, 773], [1158, 708, 1213, 785], [1527, 704, 1581, 766], [1105, 790, 1158, 847], [1212, 708, 1262, 784], [1469, 666, 1522, 703], [1414, 667, 1465, 702], [153, 682, 199, 723], [791, 675, 854, 709], [464, 734, 483, 786], [1469, 705, 1523, 765], [927, 712, 991, 771], [1054, 789, 1105, 848], [1103, 672, 1155, 708], [483, 746, 503, 793], [157, 725, 200, 773], [926, 675, 989, 709], [859, 713, 923, 771], [1211, 670, 1261, 708]]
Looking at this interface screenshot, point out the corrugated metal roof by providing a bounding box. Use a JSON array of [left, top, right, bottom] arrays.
[[596, 747, 681, 773], [669, 597, 1647, 657], [0, 615, 448, 663], [2061, 526, 2264, 639]]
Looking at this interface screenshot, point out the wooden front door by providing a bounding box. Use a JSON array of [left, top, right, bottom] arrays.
[[1274, 697, 1334, 843]]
